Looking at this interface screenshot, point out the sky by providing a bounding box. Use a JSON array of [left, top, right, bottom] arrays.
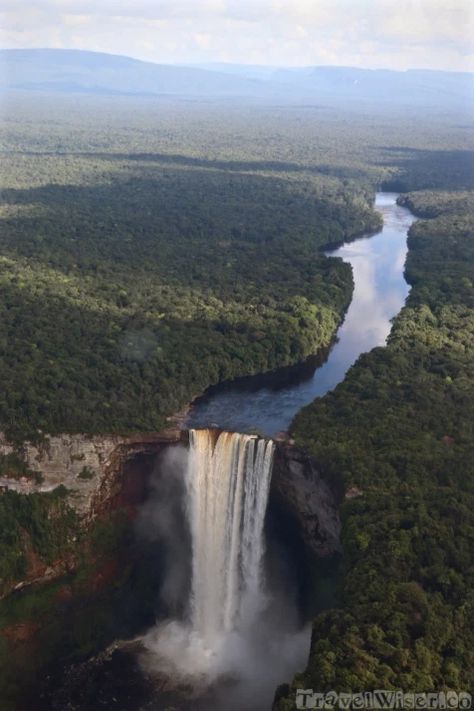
[[1, 0, 473, 72]]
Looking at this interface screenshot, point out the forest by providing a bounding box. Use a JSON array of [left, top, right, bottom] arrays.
[[0, 95, 404, 443], [1, 93, 472, 444], [276, 190, 474, 701], [0, 91, 473, 706]]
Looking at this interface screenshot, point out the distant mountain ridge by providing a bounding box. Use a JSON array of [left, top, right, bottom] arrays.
[[0, 48, 270, 98], [1, 48, 472, 107]]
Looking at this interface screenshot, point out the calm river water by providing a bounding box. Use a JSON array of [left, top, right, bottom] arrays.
[[37, 192, 416, 711], [186, 192, 415, 435]]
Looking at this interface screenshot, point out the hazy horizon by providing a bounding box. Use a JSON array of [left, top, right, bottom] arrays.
[[1, 0, 472, 73], [2, 46, 473, 75]]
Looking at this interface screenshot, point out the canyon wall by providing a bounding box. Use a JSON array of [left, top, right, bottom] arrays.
[[0, 428, 184, 516], [0, 427, 345, 709], [0, 427, 186, 602], [0, 426, 187, 707], [272, 442, 343, 558], [0, 430, 343, 599]]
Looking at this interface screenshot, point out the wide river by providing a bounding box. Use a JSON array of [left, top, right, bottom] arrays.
[[186, 192, 415, 435]]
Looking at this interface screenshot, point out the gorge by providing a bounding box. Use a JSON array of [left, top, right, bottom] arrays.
[[3, 193, 416, 709], [130, 192, 417, 708]]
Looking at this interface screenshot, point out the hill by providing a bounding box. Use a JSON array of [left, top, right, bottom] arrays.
[[1, 49, 472, 108]]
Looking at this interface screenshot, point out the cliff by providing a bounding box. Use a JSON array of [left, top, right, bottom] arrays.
[[0, 426, 187, 604], [272, 442, 343, 557], [0, 428, 184, 517], [0, 426, 188, 707], [0, 428, 345, 709]]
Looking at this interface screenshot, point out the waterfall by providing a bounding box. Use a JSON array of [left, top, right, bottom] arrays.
[[141, 429, 310, 705], [186, 429, 274, 649]]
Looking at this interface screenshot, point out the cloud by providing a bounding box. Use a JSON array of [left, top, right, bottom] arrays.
[[1, 0, 472, 70]]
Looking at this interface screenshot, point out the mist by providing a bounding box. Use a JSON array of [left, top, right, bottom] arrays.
[[135, 444, 191, 619], [134, 436, 311, 711]]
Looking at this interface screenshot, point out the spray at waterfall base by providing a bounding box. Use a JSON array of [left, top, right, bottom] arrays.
[[139, 429, 310, 691]]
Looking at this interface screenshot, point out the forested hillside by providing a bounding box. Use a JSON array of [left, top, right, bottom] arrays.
[[1, 93, 472, 442], [276, 189, 474, 701]]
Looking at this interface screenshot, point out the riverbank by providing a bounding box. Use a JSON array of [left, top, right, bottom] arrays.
[[275, 190, 474, 704], [186, 193, 414, 436]]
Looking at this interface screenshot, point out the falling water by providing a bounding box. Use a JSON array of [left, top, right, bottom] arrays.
[[142, 428, 309, 709], [186, 429, 274, 649]]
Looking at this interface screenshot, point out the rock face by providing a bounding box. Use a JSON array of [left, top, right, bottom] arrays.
[[0, 428, 184, 517], [0, 428, 187, 602], [0, 427, 344, 707], [272, 443, 342, 557], [0, 425, 343, 603]]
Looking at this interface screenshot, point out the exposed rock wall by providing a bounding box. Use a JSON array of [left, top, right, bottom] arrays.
[[0, 425, 344, 606], [0, 427, 344, 707], [272, 442, 343, 557], [0, 428, 184, 517], [0, 428, 187, 603]]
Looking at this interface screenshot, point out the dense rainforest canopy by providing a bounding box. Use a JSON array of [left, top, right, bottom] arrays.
[[0, 95, 398, 442], [0, 92, 473, 705], [1, 94, 472, 442], [276, 190, 474, 700]]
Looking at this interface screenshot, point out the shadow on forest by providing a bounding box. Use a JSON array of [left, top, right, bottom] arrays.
[[6, 149, 372, 181], [0, 167, 358, 314], [0, 160, 361, 438], [7, 144, 474, 189], [3, 143, 473, 300], [372, 146, 474, 190]]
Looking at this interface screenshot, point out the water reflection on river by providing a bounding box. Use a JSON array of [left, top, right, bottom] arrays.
[[186, 192, 415, 436]]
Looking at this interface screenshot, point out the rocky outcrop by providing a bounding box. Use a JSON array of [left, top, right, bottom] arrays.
[[0, 427, 188, 602], [88, 430, 188, 519], [272, 443, 343, 557], [0, 428, 185, 517]]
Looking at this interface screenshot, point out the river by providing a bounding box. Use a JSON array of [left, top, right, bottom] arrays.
[[37, 192, 416, 711], [186, 192, 415, 436]]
